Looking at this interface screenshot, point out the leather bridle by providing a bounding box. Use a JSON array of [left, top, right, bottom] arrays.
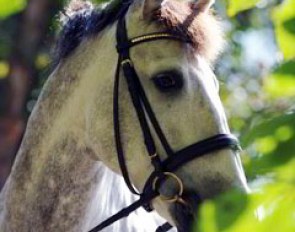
[[89, 3, 240, 232]]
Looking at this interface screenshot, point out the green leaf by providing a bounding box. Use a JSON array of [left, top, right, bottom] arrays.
[[272, 0, 295, 59], [241, 112, 295, 178], [196, 182, 295, 232], [264, 60, 295, 97], [241, 112, 295, 147], [227, 0, 259, 17], [283, 18, 295, 34], [0, 60, 9, 79], [0, 0, 27, 19]]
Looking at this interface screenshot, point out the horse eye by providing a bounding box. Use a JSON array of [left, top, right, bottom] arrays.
[[152, 71, 183, 92]]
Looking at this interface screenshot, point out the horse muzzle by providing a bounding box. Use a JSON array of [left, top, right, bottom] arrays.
[[168, 191, 202, 232]]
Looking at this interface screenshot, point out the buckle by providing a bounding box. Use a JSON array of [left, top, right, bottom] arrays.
[[121, 59, 133, 67]]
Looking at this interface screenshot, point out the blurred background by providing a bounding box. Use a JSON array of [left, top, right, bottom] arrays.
[[0, 0, 294, 231]]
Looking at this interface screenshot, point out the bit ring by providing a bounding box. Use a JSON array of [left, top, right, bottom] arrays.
[[152, 172, 184, 203]]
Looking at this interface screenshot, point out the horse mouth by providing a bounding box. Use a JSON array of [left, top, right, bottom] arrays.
[[170, 192, 202, 232]]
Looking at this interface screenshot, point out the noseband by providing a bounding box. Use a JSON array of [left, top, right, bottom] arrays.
[[89, 4, 240, 232]]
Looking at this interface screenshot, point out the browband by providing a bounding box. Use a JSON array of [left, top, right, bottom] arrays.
[[116, 32, 191, 53]]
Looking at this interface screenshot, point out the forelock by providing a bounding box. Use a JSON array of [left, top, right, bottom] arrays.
[[155, 0, 225, 63]]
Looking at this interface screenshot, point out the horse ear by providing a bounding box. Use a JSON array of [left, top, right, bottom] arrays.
[[142, 0, 164, 20], [141, 0, 214, 20], [193, 0, 215, 12]]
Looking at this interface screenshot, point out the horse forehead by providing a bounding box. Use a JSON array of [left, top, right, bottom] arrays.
[[131, 39, 185, 61], [123, 5, 191, 64], [128, 44, 186, 82]]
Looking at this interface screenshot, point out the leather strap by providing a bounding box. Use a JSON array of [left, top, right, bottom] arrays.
[[114, 54, 140, 195], [142, 134, 240, 199], [88, 190, 158, 232]]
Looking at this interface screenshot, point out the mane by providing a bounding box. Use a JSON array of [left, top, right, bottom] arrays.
[[55, 0, 224, 63], [55, 0, 123, 62]]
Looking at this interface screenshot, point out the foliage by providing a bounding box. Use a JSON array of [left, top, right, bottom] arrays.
[[0, 0, 26, 19], [197, 182, 295, 232], [226, 0, 260, 16], [195, 0, 295, 231], [272, 0, 295, 59], [0, 61, 9, 79], [265, 60, 295, 97], [196, 111, 295, 232]]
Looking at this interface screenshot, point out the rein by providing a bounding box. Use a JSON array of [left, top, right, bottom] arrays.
[[89, 2, 240, 232]]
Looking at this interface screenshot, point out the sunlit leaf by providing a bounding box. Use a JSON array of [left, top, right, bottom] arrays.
[[226, 0, 259, 17], [255, 136, 278, 154], [275, 126, 293, 142], [272, 0, 295, 59], [275, 158, 295, 181], [0, 60, 9, 79], [0, 0, 27, 19], [196, 183, 295, 232], [264, 60, 295, 97], [241, 112, 295, 177], [241, 112, 295, 147], [35, 53, 50, 69]]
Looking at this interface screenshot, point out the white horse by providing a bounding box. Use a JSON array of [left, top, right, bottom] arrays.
[[0, 0, 248, 231]]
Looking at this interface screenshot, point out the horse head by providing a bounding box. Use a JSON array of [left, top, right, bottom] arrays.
[[59, 0, 249, 231]]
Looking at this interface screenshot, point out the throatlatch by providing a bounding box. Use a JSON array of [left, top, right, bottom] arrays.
[[89, 2, 240, 232]]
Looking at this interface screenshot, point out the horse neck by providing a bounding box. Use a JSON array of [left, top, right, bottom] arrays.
[[0, 26, 119, 231], [0, 80, 100, 231]]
